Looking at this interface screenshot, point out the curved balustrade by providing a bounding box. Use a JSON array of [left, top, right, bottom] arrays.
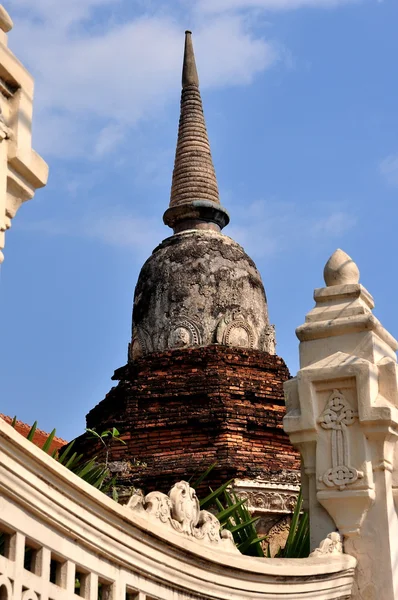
[[0, 420, 355, 600]]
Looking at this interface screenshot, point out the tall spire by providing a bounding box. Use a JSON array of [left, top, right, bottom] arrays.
[[182, 30, 199, 88], [163, 31, 229, 234]]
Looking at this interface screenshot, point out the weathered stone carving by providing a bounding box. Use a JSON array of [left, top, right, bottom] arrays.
[[216, 310, 255, 349], [131, 230, 271, 357], [263, 324, 276, 354], [310, 532, 343, 557], [127, 481, 237, 552], [128, 339, 141, 361], [319, 389, 362, 491], [234, 489, 298, 514], [168, 317, 202, 349], [130, 326, 153, 360], [266, 516, 292, 557], [233, 475, 300, 519]]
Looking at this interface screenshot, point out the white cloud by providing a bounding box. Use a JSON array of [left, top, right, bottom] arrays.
[[20, 199, 356, 261], [94, 123, 125, 158], [6, 0, 369, 159], [8, 0, 277, 158], [85, 213, 165, 250], [19, 211, 167, 260], [197, 0, 360, 13], [312, 211, 357, 236], [8, 0, 121, 29], [227, 199, 357, 258], [379, 155, 398, 188]]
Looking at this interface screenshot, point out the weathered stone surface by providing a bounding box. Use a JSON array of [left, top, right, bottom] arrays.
[[130, 229, 275, 358]]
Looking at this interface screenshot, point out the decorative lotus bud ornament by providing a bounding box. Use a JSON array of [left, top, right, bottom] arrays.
[[323, 249, 360, 287]]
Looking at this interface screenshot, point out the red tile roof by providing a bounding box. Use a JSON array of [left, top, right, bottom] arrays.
[[0, 414, 68, 453]]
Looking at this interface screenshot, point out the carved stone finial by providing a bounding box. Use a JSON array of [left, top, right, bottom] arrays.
[[127, 480, 237, 553], [310, 532, 343, 557], [323, 249, 360, 287], [0, 6, 13, 33]]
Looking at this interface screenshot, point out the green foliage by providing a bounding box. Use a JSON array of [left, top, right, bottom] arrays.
[[272, 489, 310, 558], [85, 427, 126, 444], [193, 464, 309, 558], [10, 418, 112, 491], [85, 427, 126, 469], [193, 465, 266, 557]]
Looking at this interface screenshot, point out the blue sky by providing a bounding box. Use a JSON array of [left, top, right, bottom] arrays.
[[1, 0, 397, 441]]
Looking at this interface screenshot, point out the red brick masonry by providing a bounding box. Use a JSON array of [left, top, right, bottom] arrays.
[[73, 346, 300, 493]]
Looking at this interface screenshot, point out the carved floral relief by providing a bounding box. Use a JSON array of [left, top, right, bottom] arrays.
[[234, 489, 298, 514], [127, 481, 237, 552]]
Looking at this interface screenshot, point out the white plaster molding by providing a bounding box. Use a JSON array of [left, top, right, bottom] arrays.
[[310, 532, 343, 557], [128, 481, 237, 553], [323, 249, 359, 287], [0, 6, 48, 263]]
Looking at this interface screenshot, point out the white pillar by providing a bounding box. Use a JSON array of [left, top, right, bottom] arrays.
[[0, 5, 48, 264], [284, 248, 398, 600]]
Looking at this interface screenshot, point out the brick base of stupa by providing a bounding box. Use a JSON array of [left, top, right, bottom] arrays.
[[73, 346, 300, 500]]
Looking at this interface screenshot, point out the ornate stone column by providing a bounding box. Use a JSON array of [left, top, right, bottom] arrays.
[[284, 248, 398, 600], [0, 5, 48, 264]]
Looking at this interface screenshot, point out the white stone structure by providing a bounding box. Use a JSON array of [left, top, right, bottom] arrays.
[[0, 5, 48, 263], [0, 417, 356, 599], [284, 248, 398, 600]]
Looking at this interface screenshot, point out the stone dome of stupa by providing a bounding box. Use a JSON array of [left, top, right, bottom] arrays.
[[129, 32, 275, 361]]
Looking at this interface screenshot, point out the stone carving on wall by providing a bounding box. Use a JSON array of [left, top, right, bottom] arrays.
[[266, 516, 292, 556], [263, 324, 276, 354], [130, 326, 153, 361], [318, 389, 363, 491], [310, 532, 343, 557], [216, 310, 255, 349], [127, 481, 237, 552], [168, 316, 202, 349], [234, 489, 298, 514]]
